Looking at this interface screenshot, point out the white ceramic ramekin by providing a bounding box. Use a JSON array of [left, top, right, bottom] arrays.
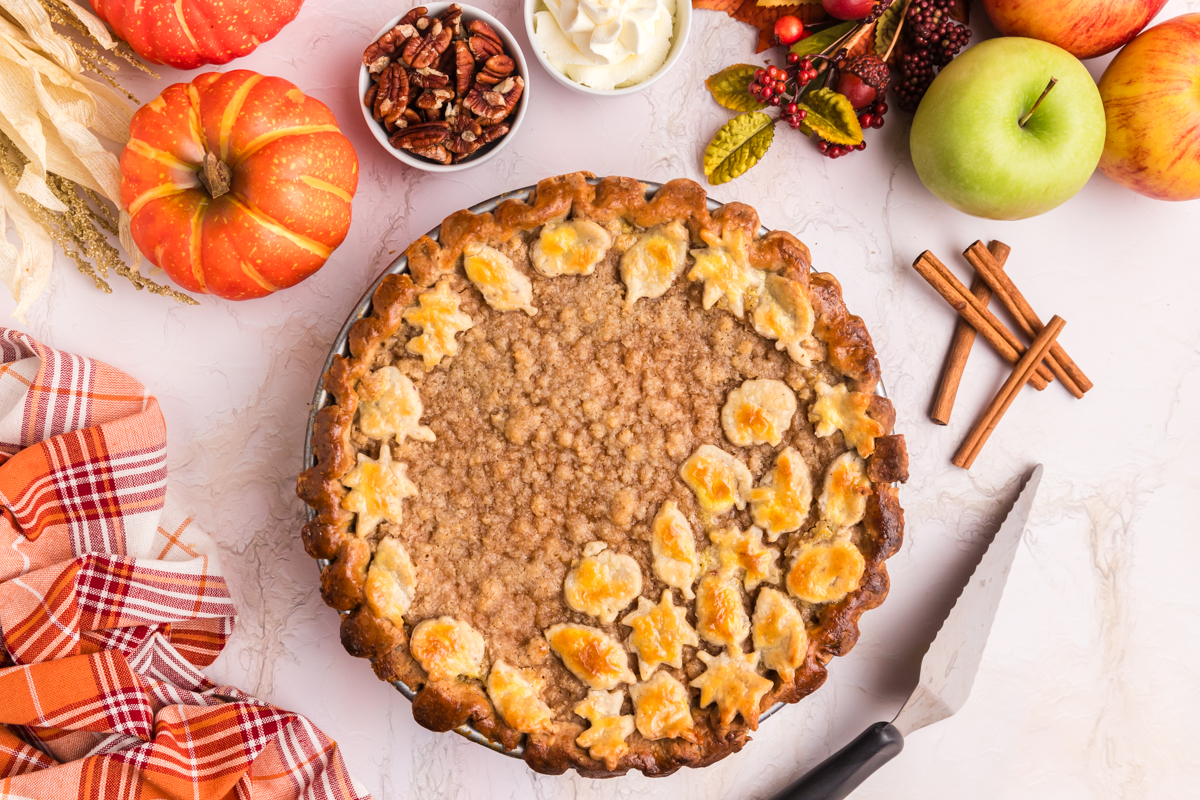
[[359, 3, 530, 172], [522, 0, 691, 97]]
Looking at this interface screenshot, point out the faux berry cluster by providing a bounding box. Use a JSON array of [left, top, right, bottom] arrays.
[[703, 0, 972, 183], [894, 0, 973, 111], [746, 55, 819, 129]]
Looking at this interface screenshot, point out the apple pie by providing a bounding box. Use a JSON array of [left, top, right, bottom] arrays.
[[298, 172, 907, 777]]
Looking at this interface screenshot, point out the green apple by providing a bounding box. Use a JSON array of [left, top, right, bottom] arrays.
[[910, 37, 1106, 220]]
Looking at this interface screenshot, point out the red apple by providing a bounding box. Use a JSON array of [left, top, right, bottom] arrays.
[[821, 0, 875, 22], [982, 0, 1168, 59], [1098, 14, 1200, 201]]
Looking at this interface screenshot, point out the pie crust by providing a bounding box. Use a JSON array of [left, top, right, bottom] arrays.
[[298, 172, 906, 778]]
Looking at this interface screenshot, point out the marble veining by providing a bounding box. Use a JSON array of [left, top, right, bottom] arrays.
[[10, 0, 1200, 796]]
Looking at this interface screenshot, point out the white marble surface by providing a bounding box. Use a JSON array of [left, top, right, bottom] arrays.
[[14, 0, 1200, 796]]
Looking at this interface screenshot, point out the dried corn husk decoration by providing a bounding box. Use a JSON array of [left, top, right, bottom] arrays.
[[0, 0, 194, 316]]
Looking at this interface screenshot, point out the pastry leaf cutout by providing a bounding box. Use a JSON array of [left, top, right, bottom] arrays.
[[798, 88, 863, 146], [704, 111, 775, 186], [705, 64, 767, 112]]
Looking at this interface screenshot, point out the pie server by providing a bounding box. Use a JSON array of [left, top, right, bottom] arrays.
[[771, 464, 1044, 800]]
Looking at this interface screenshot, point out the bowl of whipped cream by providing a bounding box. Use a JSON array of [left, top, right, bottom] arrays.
[[524, 0, 690, 95]]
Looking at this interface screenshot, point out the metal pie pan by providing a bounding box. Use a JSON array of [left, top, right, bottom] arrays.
[[303, 178, 883, 759]]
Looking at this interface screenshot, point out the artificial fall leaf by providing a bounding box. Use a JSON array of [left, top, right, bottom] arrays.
[[797, 88, 863, 146], [789, 19, 854, 58], [694, 0, 830, 53], [706, 64, 767, 112], [874, 0, 903, 57], [704, 111, 775, 185]]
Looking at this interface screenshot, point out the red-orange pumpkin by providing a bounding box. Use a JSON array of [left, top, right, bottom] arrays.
[[90, 0, 303, 69], [120, 70, 358, 301]]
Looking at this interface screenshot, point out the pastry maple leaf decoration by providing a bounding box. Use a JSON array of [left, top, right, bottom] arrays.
[[621, 592, 701, 680], [341, 444, 418, 536], [403, 279, 475, 369], [574, 690, 635, 770], [690, 649, 774, 728]]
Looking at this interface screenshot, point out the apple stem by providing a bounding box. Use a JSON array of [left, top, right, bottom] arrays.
[[1019, 78, 1058, 128]]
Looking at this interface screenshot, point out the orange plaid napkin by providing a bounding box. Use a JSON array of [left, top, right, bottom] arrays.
[[0, 329, 369, 800]]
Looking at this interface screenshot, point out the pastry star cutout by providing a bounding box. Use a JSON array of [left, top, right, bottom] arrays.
[[690, 649, 774, 729], [629, 671, 697, 742], [341, 444, 417, 537], [357, 366, 435, 444], [620, 592, 700, 681], [752, 273, 815, 365], [750, 447, 814, 542], [403, 279, 475, 370], [708, 525, 781, 592], [574, 690, 634, 770], [688, 227, 765, 319], [810, 381, 886, 458]]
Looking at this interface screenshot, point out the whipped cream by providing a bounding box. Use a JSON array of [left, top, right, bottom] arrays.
[[534, 0, 675, 91]]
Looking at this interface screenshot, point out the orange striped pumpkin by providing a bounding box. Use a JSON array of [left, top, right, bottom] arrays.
[[120, 71, 358, 301], [90, 0, 303, 70]]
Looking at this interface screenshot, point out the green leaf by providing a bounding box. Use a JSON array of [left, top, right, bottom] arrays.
[[797, 88, 863, 146], [705, 64, 767, 112], [704, 111, 775, 186], [789, 20, 854, 58], [874, 1, 902, 57]]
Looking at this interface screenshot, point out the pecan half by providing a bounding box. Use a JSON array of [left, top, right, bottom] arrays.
[[416, 87, 455, 113], [476, 54, 515, 86], [476, 122, 509, 145], [465, 75, 523, 123], [454, 40, 475, 96], [373, 64, 410, 129], [468, 19, 503, 46], [403, 21, 452, 69], [438, 4, 463, 35], [445, 114, 483, 155], [468, 33, 503, 61], [363, 22, 417, 69], [412, 67, 451, 89], [389, 120, 449, 151], [410, 144, 451, 164]]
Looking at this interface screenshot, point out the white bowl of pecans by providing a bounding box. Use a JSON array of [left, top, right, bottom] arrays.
[[360, 3, 529, 171]]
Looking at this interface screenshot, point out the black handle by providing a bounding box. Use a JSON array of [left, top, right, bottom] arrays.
[[769, 721, 904, 800]]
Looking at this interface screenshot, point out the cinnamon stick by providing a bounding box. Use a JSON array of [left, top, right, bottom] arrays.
[[929, 242, 1008, 424], [953, 315, 1066, 470], [963, 241, 1092, 396], [912, 252, 1052, 390]]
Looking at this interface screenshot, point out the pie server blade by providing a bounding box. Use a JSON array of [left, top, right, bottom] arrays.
[[769, 464, 1044, 800]]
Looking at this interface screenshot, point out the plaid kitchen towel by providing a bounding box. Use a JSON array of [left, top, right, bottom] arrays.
[[0, 329, 369, 799]]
